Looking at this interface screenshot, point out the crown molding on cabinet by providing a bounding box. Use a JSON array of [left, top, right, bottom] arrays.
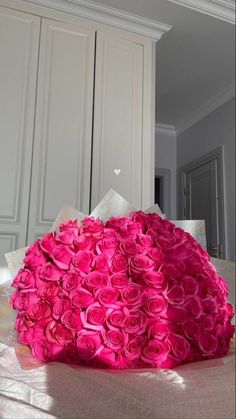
[[19, 0, 172, 40], [176, 81, 235, 134], [155, 123, 177, 137], [168, 0, 235, 24]]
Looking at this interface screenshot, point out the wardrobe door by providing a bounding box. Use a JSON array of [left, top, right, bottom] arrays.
[[91, 30, 143, 210], [0, 6, 40, 264], [27, 19, 95, 243]]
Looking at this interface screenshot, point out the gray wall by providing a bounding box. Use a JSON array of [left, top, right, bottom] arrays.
[[155, 130, 177, 218], [177, 98, 235, 261]]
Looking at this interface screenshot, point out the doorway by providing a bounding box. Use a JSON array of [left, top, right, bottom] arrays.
[[155, 168, 171, 218], [178, 147, 226, 258]]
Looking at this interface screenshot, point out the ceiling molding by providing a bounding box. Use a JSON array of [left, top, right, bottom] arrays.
[[22, 0, 172, 40], [168, 0, 235, 24], [155, 123, 177, 137], [176, 81, 235, 134]]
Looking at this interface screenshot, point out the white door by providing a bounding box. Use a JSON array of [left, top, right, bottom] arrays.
[[0, 6, 40, 265], [91, 31, 143, 210], [27, 19, 95, 243], [184, 159, 222, 257]]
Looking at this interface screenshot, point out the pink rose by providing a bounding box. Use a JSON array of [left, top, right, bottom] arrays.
[[52, 298, 71, 320], [12, 269, 35, 290], [106, 216, 123, 230], [121, 284, 144, 308], [76, 330, 102, 361], [141, 339, 170, 366], [62, 273, 79, 292], [18, 325, 42, 346], [40, 263, 62, 281], [161, 354, 182, 369], [82, 217, 103, 237], [10, 290, 38, 312], [130, 211, 150, 231], [163, 262, 181, 279], [73, 235, 94, 252], [144, 294, 167, 317], [120, 239, 141, 256], [92, 254, 109, 272], [166, 306, 188, 323], [123, 310, 147, 334], [143, 271, 166, 290], [202, 297, 218, 314], [217, 276, 230, 297], [148, 247, 163, 263], [103, 228, 117, 239], [174, 227, 186, 242], [83, 304, 106, 327], [172, 243, 193, 263], [130, 255, 154, 278], [55, 228, 78, 245], [84, 271, 108, 290], [207, 276, 221, 295], [216, 324, 235, 348], [96, 286, 119, 307], [70, 288, 94, 309], [182, 276, 199, 296], [112, 253, 128, 273], [95, 348, 116, 368], [198, 333, 218, 354], [226, 303, 235, 321], [23, 242, 46, 268], [96, 238, 117, 259], [102, 329, 127, 351], [26, 301, 51, 323], [125, 336, 145, 360], [72, 251, 93, 274], [167, 241, 192, 261], [32, 337, 52, 362], [37, 282, 59, 302], [124, 220, 142, 238], [167, 334, 190, 360], [155, 234, 175, 251], [148, 318, 173, 339], [39, 233, 56, 255], [165, 285, 185, 305], [59, 219, 78, 231], [137, 233, 153, 250], [51, 245, 73, 270], [184, 296, 203, 318], [61, 310, 81, 331], [106, 308, 127, 328], [199, 314, 215, 331], [46, 320, 73, 345], [16, 315, 45, 343], [183, 319, 201, 339], [15, 314, 29, 332], [111, 273, 130, 289]]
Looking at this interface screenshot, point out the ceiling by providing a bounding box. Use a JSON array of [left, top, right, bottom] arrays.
[[90, 0, 235, 132]]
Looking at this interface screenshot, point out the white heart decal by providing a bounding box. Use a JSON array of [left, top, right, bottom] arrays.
[[114, 169, 121, 176]]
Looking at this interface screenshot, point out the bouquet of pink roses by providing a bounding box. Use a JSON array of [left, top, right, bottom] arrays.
[[8, 191, 234, 368]]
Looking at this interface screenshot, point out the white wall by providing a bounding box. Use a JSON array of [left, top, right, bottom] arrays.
[[155, 129, 177, 218], [177, 98, 235, 261]]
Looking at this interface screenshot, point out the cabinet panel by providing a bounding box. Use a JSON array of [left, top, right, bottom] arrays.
[[91, 31, 143, 210], [27, 19, 95, 243], [0, 6, 40, 257]]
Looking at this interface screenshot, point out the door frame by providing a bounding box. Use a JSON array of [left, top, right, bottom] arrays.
[[178, 147, 226, 258], [155, 168, 171, 218]]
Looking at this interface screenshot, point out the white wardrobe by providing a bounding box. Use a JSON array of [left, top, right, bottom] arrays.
[[0, 0, 169, 263]]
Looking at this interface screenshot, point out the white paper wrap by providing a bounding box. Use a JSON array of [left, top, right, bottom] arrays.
[[5, 189, 207, 278]]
